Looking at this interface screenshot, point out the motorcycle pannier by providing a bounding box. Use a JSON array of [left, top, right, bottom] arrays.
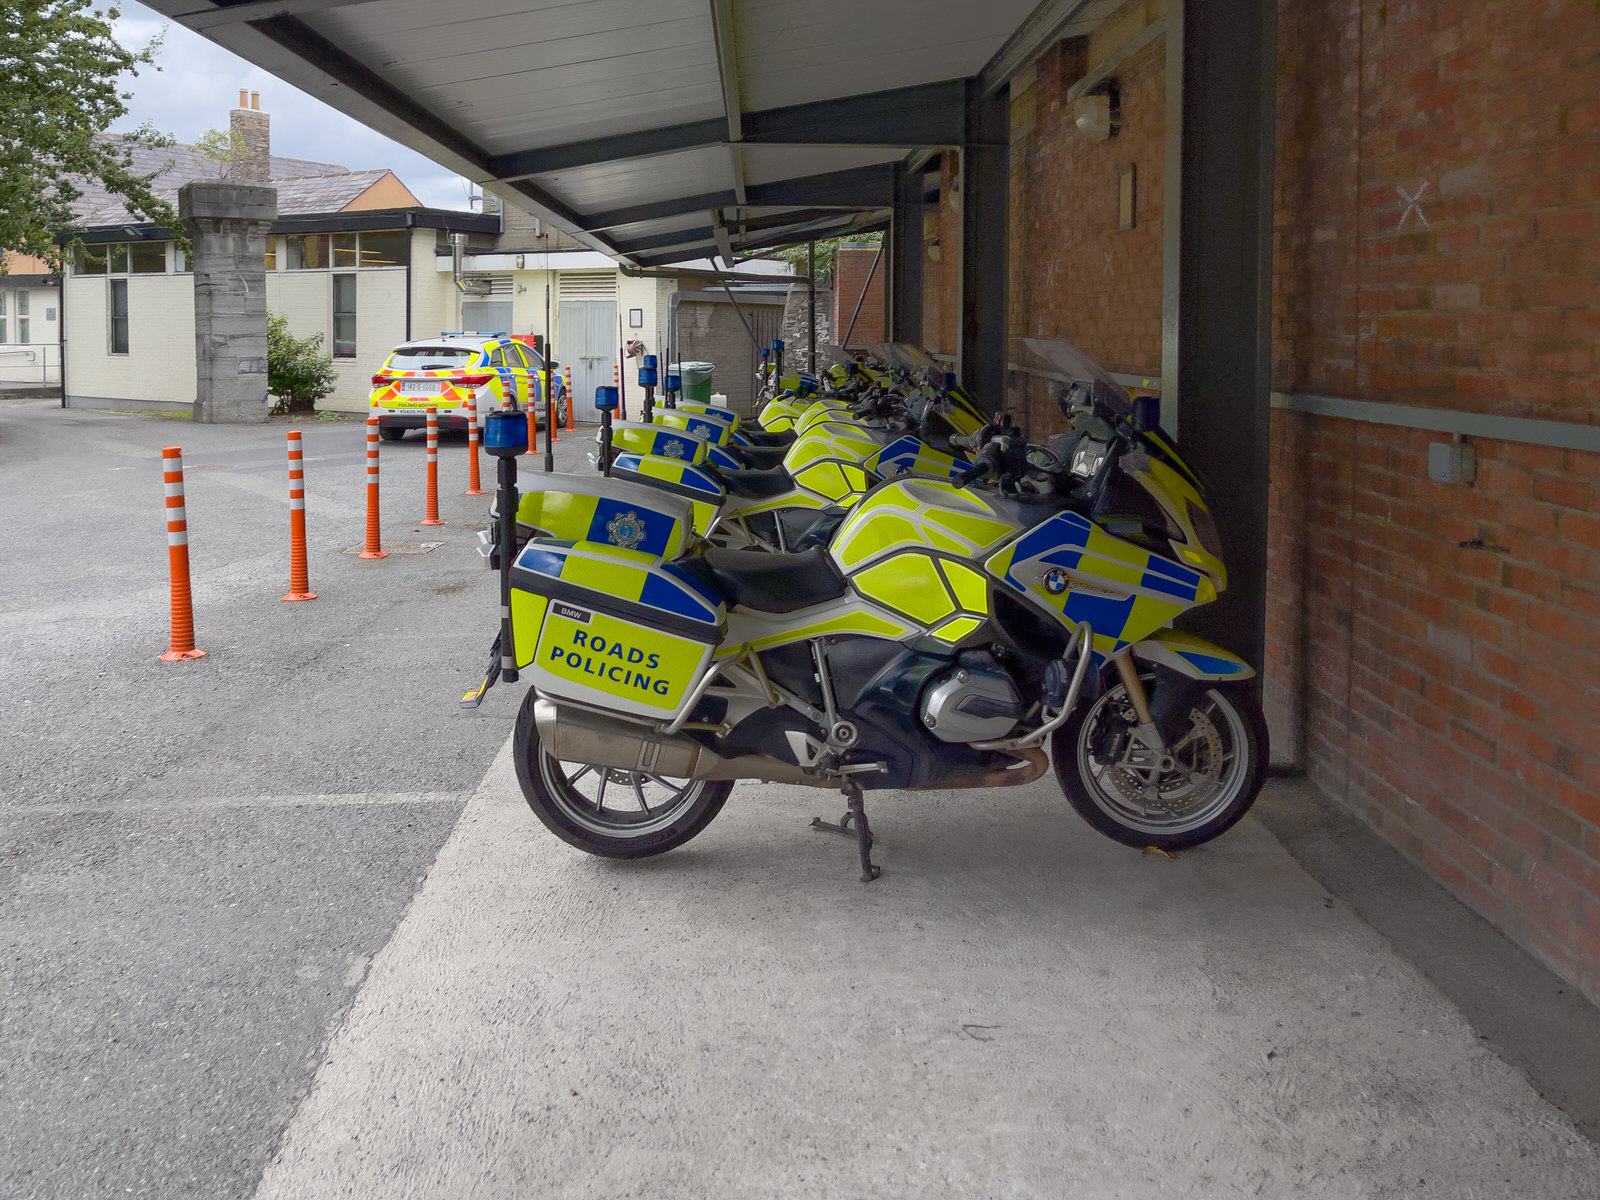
[[508, 540, 725, 720]]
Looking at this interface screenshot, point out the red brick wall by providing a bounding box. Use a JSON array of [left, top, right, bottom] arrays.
[[1008, 35, 1166, 382], [1271, 0, 1600, 1004], [833, 245, 886, 350], [916, 0, 1600, 1003]]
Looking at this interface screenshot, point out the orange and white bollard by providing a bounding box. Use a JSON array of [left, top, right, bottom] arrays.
[[421, 407, 444, 526], [360, 416, 386, 558], [563, 365, 575, 431], [283, 430, 317, 601], [159, 446, 205, 661], [614, 360, 625, 421], [464, 398, 485, 495], [546, 371, 558, 443]]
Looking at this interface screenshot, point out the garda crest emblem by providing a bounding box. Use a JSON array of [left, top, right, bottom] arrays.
[[663, 438, 686, 460], [606, 510, 647, 550], [690, 422, 711, 438]]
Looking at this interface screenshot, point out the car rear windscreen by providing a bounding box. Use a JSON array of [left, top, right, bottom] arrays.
[[389, 347, 478, 369]]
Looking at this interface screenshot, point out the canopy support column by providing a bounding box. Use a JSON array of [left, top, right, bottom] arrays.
[[889, 163, 923, 344], [1176, 0, 1277, 670], [958, 82, 1008, 410]]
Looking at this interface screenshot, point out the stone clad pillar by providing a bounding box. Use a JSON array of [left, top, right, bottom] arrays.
[[179, 181, 276, 424]]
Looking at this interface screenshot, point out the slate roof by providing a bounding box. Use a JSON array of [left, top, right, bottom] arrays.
[[69, 136, 383, 227]]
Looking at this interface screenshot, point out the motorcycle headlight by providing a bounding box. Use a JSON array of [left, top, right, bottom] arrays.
[[1070, 438, 1110, 479]]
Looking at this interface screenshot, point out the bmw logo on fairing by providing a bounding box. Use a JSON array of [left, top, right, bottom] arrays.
[[1042, 567, 1069, 594], [663, 439, 686, 459], [606, 511, 646, 550]]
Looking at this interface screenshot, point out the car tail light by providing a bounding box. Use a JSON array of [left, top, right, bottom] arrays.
[[371, 374, 390, 387], [455, 373, 494, 388]]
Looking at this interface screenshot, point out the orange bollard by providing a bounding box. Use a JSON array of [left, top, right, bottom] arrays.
[[546, 368, 558, 443], [159, 446, 205, 661], [360, 416, 386, 558], [614, 360, 625, 421], [563, 365, 575, 431], [464, 398, 486, 495], [283, 430, 317, 601], [421, 406, 444, 526]]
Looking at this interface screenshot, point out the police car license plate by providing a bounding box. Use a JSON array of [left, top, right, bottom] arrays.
[[400, 381, 443, 395]]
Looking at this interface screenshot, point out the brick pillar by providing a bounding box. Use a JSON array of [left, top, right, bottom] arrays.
[[179, 182, 277, 424], [229, 95, 270, 183]]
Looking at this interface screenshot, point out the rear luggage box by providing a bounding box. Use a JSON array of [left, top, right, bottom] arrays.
[[508, 540, 725, 719]]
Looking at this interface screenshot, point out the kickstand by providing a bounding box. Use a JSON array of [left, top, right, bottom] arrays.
[[810, 778, 882, 882]]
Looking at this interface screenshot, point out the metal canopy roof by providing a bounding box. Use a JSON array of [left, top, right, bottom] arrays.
[[147, 0, 1124, 266]]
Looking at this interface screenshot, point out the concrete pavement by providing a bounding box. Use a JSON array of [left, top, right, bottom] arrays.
[[253, 743, 1600, 1199], [0, 399, 592, 1199]]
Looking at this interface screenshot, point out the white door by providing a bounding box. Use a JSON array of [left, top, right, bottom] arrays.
[[558, 299, 617, 421]]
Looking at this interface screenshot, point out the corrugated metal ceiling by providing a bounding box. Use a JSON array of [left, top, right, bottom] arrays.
[[144, 0, 1103, 265]]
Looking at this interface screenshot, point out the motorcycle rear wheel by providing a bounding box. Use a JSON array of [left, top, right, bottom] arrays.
[[1052, 681, 1266, 851], [513, 690, 733, 859]]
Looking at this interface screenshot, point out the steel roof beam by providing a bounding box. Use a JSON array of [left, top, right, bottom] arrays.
[[585, 191, 740, 231], [488, 81, 967, 183], [608, 226, 718, 254], [978, 0, 1100, 96], [744, 164, 896, 209]]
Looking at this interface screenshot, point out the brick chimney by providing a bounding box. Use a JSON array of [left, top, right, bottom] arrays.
[[229, 88, 270, 183]]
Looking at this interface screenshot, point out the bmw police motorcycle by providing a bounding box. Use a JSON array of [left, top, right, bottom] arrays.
[[466, 337, 1267, 880]]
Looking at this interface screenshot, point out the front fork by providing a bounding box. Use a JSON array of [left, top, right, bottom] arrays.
[[1113, 650, 1178, 774]]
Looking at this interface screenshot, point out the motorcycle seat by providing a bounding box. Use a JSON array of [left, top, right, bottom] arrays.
[[687, 546, 848, 613], [733, 444, 789, 471], [741, 429, 796, 448], [708, 464, 793, 499]]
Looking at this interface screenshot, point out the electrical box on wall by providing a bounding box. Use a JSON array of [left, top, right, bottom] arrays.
[[1428, 440, 1476, 485]]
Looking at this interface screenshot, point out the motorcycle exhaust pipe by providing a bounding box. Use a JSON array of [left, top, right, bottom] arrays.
[[534, 700, 835, 787]]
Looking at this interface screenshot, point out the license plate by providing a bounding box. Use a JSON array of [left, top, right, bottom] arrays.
[[400, 380, 442, 395]]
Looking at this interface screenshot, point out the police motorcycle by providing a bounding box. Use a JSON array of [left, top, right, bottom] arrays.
[[464, 337, 1267, 881], [583, 352, 971, 552]]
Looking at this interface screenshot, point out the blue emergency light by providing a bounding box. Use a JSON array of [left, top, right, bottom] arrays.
[[483, 409, 528, 457], [665, 374, 682, 393], [594, 386, 619, 411], [771, 339, 784, 352]]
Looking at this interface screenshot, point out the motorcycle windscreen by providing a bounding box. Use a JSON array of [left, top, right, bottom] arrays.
[[653, 409, 733, 445]]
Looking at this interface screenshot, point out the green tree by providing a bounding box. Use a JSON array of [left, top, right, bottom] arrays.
[[267, 311, 338, 415], [772, 231, 882, 286], [1, 1, 175, 272], [192, 126, 244, 178]]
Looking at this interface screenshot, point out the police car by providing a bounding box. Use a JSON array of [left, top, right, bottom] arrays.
[[368, 331, 568, 441]]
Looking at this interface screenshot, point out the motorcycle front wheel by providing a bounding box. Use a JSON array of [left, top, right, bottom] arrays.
[[1052, 681, 1266, 851], [513, 691, 733, 859]]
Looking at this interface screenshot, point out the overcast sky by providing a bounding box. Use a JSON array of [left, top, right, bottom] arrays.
[[108, 2, 475, 210]]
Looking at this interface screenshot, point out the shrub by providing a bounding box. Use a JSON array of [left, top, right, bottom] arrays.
[[267, 311, 337, 414]]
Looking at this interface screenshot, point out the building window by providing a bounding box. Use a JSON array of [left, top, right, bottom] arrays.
[[358, 230, 409, 267], [76, 246, 108, 275], [264, 238, 277, 271], [175, 245, 188, 273], [130, 242, 166, 274], [286, 234, 328, 270], [16, 290, 28, 343], [332, 274, 356, 358], [109, 244, 129, 274], [109, 280, 129, 354], [0, 291, 7, 343], [332, 232, 358, 268]]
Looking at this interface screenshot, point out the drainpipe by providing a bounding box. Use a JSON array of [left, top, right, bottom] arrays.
[[58, 269, 68, 408], [404, 212, 415, 340]]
